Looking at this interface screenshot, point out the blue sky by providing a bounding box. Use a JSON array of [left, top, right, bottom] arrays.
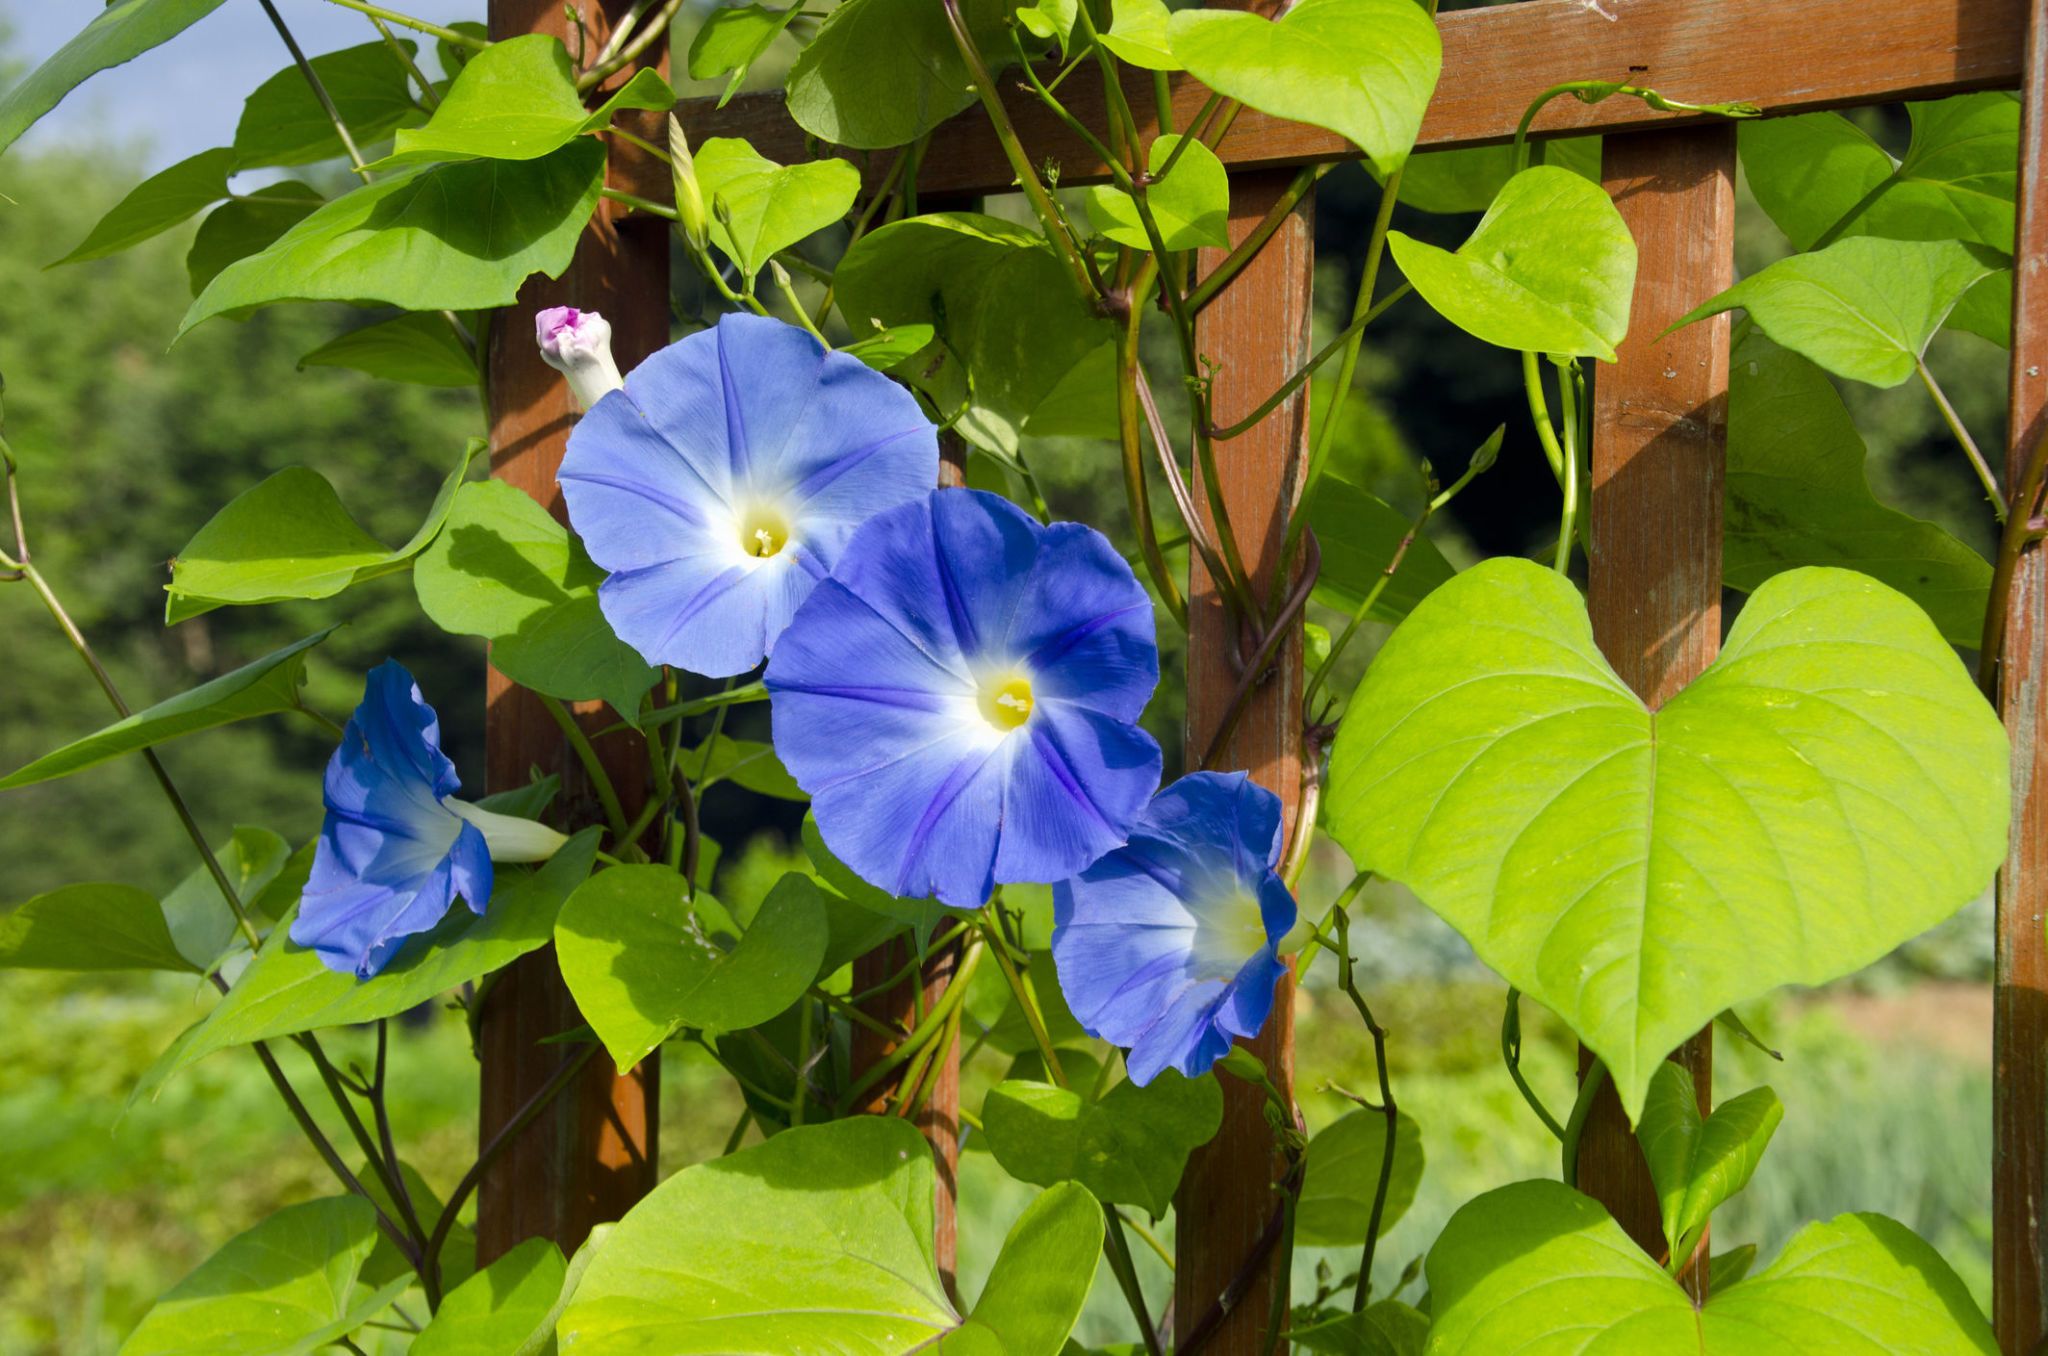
[[3, 0, 478, 171]]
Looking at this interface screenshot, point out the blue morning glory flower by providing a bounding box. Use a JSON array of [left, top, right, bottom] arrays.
[[766, 489, 1164, 908], [559, 312, 939, 679], [292, 661, 564, 980], [1051, 772, 1298, 1084]]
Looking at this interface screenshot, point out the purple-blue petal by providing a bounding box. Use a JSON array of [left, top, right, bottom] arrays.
[[995, 701, 1161, 885], [1006, 521, 1159, 722], [596, 551, 817, 679], [1050, 771, 1297, 1084]]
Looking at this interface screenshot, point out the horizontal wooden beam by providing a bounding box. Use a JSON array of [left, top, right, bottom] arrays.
[[645, 0, 2025, 201]]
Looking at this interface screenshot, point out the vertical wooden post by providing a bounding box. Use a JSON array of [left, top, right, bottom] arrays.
[[848, 435, 968, 1294], [1176, 168, 1311, 1353], [476, 0, 668, 1263], [1578, 124, 1734, 1281], [1995, 3, 2048, 1349]]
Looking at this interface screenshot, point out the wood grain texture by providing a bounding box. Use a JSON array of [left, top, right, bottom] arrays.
[[1175, 167, 1311, 1355], [642, 0, 2025, 200], [475, 0, 668, 1265], [1576, 124, 1734, 1288], [1996, 4, 2048, 1350]]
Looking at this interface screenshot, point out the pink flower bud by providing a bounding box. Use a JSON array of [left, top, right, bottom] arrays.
[[535, 306, 624, 411]]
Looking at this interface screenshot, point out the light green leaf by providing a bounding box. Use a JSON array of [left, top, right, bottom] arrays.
[[1389, 137, 1601, 216], [1289, 1302, 1427, 1356], [159, 825, 295, 969], [414, 480, 657, 721], [556, 867, 827, 1069], [1725, 331, 1989, 645], [413, 1238, 564, 1356], [1017, 0, 1082, 53], [937, 1181, 1103, 1355], [0, 884, 193, 973], [153, 831, 598, 1080], [844, 322, 938, 371], [1671, 236, 2004, 388], [0, 630, 332, 790], [118, 1196, 400, 1356], [689, 4, 804, 106], [785, 0, 1021, 150], [1707, 1244, 1757, 1292], [560, 1117, 956, 1351], [0, 0, 230, 158], [1084, 134, 1229, 251], [696, 137, 860, 278], [51, 147, 237, 266], [837, 212, 1115, 454], [1307, 477, 1456, 625], [1296, 1108, 1424, 1247], [300, 312, 480, 387], [1168, 0, 1439, 174], [1327, 559, 2007, 1117], [1098, 0, 1179, 71], [1388, 165, 1636, 360], [168, 438, 481, 621], [1636, 1062, 1782, 1265], [181, 141, 605, 334], [1425, 1180, 1995, 1355], [691, 733, 807, 800], [981, 1071, 1223, 1215], [186, 182, 324, 297], [372, 34, 673, 169], [235, 40, 423, 169]]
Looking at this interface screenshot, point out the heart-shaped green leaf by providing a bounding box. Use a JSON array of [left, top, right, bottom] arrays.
[[1388, 165, 1637, 360], [559, 1117, 1100, 1354], [1671, 236, 2005, 388], [119, 1197, 405, 1356], [1296, 1108, 1425, 1247], [150, 831, 598, 1083], [556, 867, 828, 1069], [0, 883, 194, 973], [0, 0, 229, 158], [372, 34, 673, 169], [182, 141, 605, 334], [785, 0, 1022, 150], [1168, 0, 1440, 174], [982, 1070, 1223, 1215], [1426, 1180, 1996, 1354], [168, 437, 480, 621], [689, 4, 805, 106], [412, 1238, 564, 1356], [186, 181, 324, 295], [1085, 134, 1229, 251], [300, 313, 480, 388], [1726, 331, 1989, 645], [1099, 0, 1179, 71], [1635, 1063, 1782, 1265], [0, 630, 333, 790], [837, 212, 1115, 454], [1307, 477, 1456, 625], [236, 39, 423, 169], [52, 147, 238, 266], [1327, 558, 2007, 1118], [414, 480, 657, 721], [695, 137, 860, 279]]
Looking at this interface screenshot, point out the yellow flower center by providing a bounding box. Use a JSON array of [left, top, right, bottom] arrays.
[[738, 503, 791, 559], [977, 674, 1036, 732]]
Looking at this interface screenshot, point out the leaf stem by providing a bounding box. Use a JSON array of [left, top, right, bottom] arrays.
[[317, 0, 486, 48], [1501, 989, 1568, 1141], [1116, 292, 1190, 626], [1560, 1059, 1608, 1188], [1554, 360, 1583, 574], [1185, 163, 1323, 316], [256, 0, 372, 182], [1103, 1203, 1165, 1356], [1916, 355, 2005, 521], [979, 907, 1067, 1087], [1333, 907, 1398, 1311], [577, 0, 684, 91], [538, 694, 632, 850]]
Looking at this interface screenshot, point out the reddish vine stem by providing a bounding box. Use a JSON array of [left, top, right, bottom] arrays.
[[1200, 532, 1322, 771], [1979, 428, 2048, 698], [1176, 1155, 1307, 1356]]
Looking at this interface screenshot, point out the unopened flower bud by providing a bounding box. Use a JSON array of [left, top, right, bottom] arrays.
[[667, 114, 710, 254], [535, 306, 623, 411]]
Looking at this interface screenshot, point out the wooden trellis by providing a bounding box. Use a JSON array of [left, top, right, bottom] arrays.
[[477, 0, 2048, 1352]]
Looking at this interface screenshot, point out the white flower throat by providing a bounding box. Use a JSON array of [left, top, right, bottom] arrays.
[[736, 501, 792, 561]]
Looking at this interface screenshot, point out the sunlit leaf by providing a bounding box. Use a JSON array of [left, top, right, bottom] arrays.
[[1085, 134, 1229, 251], [982, 1070, 1223, 1215], [0, 0, 230, 157], [695, 137, 860, 278], [785, 0, 1022, 150], [412, 1238, 563, 1356], [1636, 1062, 1782, 1263], [51, 148, 237, 266], [234, 40, 423, 169], [186, 182, 324, 296]]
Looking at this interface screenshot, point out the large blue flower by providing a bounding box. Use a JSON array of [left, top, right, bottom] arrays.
[[293, 662, 562, 980], [560, 312, 938, 678], [766, 489, 1163, 908], [1052, 772, 1297, 1084]]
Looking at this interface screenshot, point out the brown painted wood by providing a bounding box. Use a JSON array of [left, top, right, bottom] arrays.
[[1996, 4, 2048, 1350], [1175, 167, 1311, 1354], [843, 435, 970, 1295], [475, 0, 668, 1264], [641, 0, 2025, 201], [1577, 124, 1734, 1289]]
